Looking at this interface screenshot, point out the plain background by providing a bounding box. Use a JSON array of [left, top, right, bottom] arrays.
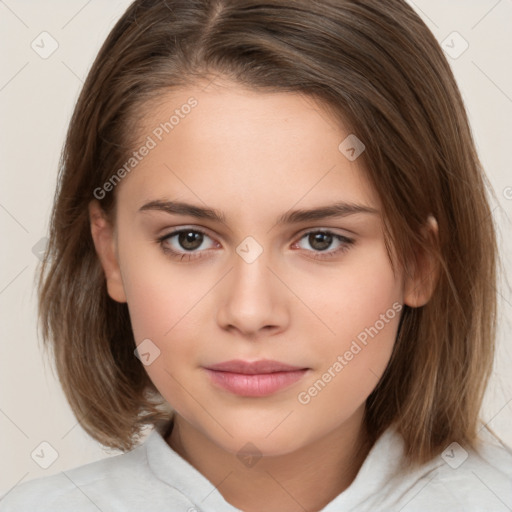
[[1, 0, 511, 497]]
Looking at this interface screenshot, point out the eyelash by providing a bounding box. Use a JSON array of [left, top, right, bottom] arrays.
[[157, 227, 355, 262]]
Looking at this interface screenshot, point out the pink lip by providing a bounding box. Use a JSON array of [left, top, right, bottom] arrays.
[[204, 359, 309, 397]]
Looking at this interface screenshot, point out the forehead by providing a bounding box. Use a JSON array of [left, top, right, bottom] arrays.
[[117, 79, 380, 221]]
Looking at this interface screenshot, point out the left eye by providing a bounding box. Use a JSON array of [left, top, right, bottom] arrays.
[[292, 230, 354, 258]]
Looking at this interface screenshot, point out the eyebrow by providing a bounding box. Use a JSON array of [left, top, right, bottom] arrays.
[[139, 199, 379, 225]]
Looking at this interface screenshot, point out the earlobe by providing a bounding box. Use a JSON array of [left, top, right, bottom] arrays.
[[403, 215, 440, 308], [88, 200, 127, 303]]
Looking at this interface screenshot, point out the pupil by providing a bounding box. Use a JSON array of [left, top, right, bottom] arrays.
[[309, 232, 332, 251], [179, 231, 203, 250]]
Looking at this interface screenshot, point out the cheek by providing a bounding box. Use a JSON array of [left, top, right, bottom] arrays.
[[120, 242, 212, 341], [295, 304, 401, 424], [120, 255, 207, 415], [293, 239, 402, 345], [118, 241, 223, 363], [295, 241, 403, 399]]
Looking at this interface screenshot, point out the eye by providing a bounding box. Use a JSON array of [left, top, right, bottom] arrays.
[[158, 228, 219, 261], [292, 230, 355, 260], [157, 227, 355, 262]]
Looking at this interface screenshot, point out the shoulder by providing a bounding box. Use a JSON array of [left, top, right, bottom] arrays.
[[391, 427, 512, 511], [428, 428, 512, 510], [344, 425, 512, 511], [0, 442, 149, 512]]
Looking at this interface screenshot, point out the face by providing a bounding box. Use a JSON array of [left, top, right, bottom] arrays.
[[91, 78, 419, 457]]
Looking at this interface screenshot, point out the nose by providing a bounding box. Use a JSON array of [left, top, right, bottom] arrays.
[[216, 250, 290, 339]]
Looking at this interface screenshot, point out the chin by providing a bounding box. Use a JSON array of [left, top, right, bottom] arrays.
[[205, 418, 313, 458]]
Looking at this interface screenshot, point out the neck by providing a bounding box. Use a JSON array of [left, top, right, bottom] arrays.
[[166, 408, 371, 512]]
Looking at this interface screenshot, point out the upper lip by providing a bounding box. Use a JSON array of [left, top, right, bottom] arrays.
[[205, 359, 307, 374]]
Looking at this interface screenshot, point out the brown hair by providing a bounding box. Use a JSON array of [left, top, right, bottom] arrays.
[[38, 0, 498, 465]]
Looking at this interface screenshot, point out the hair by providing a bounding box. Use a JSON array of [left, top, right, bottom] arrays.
[[38, 0, 498, 466]]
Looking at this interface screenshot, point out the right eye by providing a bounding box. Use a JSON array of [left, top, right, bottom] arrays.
[[158, 227, 220, 261]]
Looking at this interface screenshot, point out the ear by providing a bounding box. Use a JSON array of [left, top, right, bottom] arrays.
[[403, 215, 439, 308], [89, 200, 127, 303]]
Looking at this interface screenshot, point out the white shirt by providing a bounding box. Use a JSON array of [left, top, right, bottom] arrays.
[[1, 419, 511, 511]]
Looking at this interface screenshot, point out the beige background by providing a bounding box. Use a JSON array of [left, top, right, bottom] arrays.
[[1, 0, 511, 496]]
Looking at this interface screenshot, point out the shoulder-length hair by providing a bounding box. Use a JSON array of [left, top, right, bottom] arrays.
[[38, 0, 498, 465]]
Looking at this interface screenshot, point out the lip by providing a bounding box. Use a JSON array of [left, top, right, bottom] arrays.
[[206, 359, 305, 374], [204, 359, 309, 397]]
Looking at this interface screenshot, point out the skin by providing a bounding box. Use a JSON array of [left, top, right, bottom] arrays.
[[90, 78, 437, 512]]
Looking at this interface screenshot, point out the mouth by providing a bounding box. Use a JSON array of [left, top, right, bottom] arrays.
[[203, 359, 310, 397]]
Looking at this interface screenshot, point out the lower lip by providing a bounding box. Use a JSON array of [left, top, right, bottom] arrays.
[[204, 369, 308, 397]]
